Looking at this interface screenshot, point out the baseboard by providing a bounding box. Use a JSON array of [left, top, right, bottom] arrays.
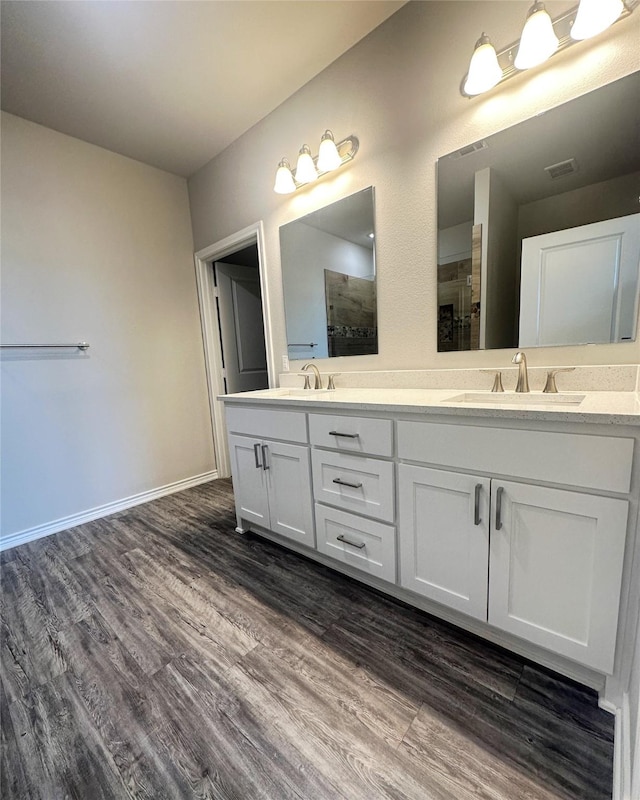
[[0, 470, 218, 552], [612, 693, 632, 800]]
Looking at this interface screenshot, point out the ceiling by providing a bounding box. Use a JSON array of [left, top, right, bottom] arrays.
[[0, 0, 405, 178]]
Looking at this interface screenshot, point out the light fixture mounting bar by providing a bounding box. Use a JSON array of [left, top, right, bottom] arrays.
[[292, 134, 359, 187], [461, 0, 638, 97]]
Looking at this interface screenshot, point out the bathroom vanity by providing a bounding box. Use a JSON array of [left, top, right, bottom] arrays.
[[221, 385, 640, 689]]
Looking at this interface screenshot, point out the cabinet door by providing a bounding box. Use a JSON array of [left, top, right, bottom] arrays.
[[265, 441, 315, 547], [489, 480, 628, 673], [398, 464, 490, 621], [228, 434, 270, 528]]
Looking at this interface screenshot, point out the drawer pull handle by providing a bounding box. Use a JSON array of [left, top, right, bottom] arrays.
[[495, 486, 504, 530], [474, 483, 482, 525], [332, 478, 363, 489], [337, 534, 366, 549], [328, 431, 359, 439], [261, 444, 269, 470], [253, 443, 262, 469]]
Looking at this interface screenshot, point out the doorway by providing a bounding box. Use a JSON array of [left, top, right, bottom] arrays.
[[194, 222, 274, 478]]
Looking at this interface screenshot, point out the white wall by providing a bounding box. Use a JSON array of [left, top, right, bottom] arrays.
[[188, 0, 640, 373], [281, 222, 374, 359], [1, 113, 215, 540]]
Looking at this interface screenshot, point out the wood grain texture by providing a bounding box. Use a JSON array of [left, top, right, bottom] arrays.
[[1, 478, 614, 799]]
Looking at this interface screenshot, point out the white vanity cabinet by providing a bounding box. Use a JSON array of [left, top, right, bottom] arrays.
[[309, 413, 397, 582], [225, 407, 314, 547], [397, 420, 632, 673]]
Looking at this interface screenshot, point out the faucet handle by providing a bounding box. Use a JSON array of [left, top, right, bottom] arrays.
[[480, 370, 504, 392], [543, 367, 575, 393], [299, 373, 312, 390], [327, 373, 340, 390]]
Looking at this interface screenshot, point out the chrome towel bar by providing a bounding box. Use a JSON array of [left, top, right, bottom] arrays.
[[1, 342, 90, 351]]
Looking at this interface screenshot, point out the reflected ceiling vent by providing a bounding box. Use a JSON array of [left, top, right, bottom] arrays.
[[544, 157, 579, 179], [451, 140, 488, 159]]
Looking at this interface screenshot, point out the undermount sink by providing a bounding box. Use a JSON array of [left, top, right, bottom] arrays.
[[444, 392, 586, 407], [280, 388, 334, 396]]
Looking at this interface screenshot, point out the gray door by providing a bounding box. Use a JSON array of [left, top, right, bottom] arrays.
[[215, 262, 268, 394]]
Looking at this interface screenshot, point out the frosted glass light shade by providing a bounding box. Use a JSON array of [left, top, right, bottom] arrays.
[[274, 159, 296, 194], [317, 130, 342, 172], [571, 0, 623, 40], [463, 34, 503, 95], [515, 3, 559, 69], [295, 145, 317, 183]]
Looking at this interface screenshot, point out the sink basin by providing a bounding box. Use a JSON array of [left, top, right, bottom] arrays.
[[281, 388, 334, 396], [444, 392, 586, 406]]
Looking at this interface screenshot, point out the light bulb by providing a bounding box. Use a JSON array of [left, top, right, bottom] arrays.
[[295, 145, 318, 184], [571, 0, 623, 40], [463, 33, 503, 96], [515, 2, 559, 69], [317, 130, 342, 172], [273, 158, 296, 194]]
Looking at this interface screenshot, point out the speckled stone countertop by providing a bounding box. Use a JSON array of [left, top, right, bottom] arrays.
[[220, 387, 640, 426]]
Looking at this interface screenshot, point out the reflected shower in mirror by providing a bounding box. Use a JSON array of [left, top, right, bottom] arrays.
[[437, 72, 640, 352], [280, 187, 377, 359]]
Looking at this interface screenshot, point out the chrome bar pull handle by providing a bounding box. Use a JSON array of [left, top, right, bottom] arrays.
[[261, 444, 269, 470], [495, 486, 504, 530], [332, 477, 363, 489], [337, 534, 366, 549], [474, 483, 482, 525], [253, 443, 262, 469], [328, 431, 359, 438]]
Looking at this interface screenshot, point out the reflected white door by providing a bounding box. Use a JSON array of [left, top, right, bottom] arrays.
[[215, 263, 268, 393], [519, 213, 640, 346]]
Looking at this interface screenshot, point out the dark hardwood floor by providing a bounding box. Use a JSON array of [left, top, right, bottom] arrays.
[[1, 479, 614, 799]]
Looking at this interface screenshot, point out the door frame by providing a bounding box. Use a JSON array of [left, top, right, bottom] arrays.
[[194, 221, 275, 478]]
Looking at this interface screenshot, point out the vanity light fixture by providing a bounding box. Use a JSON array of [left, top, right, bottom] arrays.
[[514, 2, 558, 69], [461, 0, 637, 97], [273, 130, 359, 194]]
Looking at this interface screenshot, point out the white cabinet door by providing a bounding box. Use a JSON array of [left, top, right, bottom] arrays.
[[229, 434, 314, 547], [488, 480, 628, 673], [398, 464, 490, 621], [228, 433, 270, 528], [265, 440, 314, 547]]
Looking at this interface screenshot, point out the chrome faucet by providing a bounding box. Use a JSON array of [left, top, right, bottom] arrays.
[[512, 351, 530, 393], [301, 362, 322, 389]]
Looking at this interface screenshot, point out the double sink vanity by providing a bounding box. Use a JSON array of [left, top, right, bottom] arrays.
[[221, 368, 640, 691]]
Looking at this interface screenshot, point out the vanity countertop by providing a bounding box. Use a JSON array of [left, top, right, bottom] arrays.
[[220, 387, 640, 426]]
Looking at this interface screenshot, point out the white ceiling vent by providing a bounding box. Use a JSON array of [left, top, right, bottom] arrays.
[[544, 158, 579, 179], [451, 140, 488, 159]]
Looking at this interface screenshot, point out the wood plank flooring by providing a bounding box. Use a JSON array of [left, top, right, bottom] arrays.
[[1, 479, 614, 799]]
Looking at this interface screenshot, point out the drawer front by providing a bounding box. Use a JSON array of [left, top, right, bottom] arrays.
[[397, 421, 633, 493], [225, 405, 307, 443], [315, 504, 396, 583], [312, 449, 394, 522], [309, 413, 393, 457]]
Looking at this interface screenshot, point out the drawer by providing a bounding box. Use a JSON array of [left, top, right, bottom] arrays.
[[397, 421, 633, 493], [315, 504, 396, 583], [312, 449, 394, 522], [225, 405, 307, 443], [309, 413, 393, 457]]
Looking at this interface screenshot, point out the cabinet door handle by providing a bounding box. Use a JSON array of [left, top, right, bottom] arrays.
[[253, 443, 262, 469], [261, 444, 269, 470], [332, 477, 363, 489], [328, 431, 359, 439], [495, 486, 504, 530], [337, 534, 366, 549], [474, 483, 482, 525]]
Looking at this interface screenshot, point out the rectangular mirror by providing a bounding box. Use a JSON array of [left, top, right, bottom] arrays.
[[280, 187, 377, 359], [436, 72, 640, 351]]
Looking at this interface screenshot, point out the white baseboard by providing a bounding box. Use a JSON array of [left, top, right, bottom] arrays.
[[612, 693, 632, 800], [0, 470, 218, 552]]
